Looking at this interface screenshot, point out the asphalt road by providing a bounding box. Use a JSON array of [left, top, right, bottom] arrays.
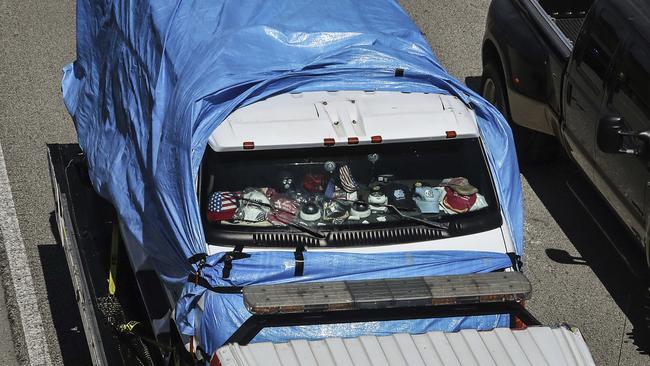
[[0, 0, 647, 365]]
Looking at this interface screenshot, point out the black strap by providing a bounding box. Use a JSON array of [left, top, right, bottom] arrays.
[[218, 249, 251, 279], [187, 273, 243, 294], [195, 346, 211, 362], [507, 252, 522, 271], [294, 247, 305, 277], [188, 252, 208, 264]]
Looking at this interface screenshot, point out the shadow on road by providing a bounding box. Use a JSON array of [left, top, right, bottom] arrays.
[[545, 248, 589, 266], [521, 158, 649, 355], [38, 211, 92, 365]]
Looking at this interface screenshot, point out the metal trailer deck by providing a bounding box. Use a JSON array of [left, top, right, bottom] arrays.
[[48, 143, 590, 366], [216, 326, 595, 366], [48, 144, 185, 366]]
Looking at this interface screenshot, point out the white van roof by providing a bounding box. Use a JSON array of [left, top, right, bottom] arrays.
[[208, 91, 480, 152]]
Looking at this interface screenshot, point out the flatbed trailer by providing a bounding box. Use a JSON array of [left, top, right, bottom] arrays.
[[48, 143, 594, 365], [48, 143, 184, 366]]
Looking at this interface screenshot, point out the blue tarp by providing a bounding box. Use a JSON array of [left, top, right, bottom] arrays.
[[178, 250, 513, 352], [62, 0, 524, 356]]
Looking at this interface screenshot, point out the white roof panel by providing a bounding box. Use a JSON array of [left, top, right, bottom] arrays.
[[208, 91, 480, 152], [215, 326, 595, 366]]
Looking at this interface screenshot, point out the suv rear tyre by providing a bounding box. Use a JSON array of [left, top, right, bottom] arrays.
[[481, 62, 558, 164]]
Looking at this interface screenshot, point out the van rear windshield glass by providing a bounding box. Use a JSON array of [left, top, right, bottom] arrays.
[[199, 138, 498, 232]]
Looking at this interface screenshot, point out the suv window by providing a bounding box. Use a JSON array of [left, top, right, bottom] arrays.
[[576, 10, 621, 86], [617, 46, 650, 116]]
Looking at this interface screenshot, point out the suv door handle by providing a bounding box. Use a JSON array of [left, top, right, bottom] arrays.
[[566, 82, 573, 104]]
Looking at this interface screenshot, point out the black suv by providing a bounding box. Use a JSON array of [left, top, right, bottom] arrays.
[[480, 0, 650, 269]]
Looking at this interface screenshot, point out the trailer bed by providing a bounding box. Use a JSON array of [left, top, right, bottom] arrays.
[[217, 326, 595, 366], [48, 144, 178, 366], [553, 17, 585, 43], [48, 144, 595, 365], [528, 0, 592, 50]]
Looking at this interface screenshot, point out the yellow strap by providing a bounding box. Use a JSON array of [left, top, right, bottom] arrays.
[[108, 223, 119, 296], [118, 320, 140, 333]]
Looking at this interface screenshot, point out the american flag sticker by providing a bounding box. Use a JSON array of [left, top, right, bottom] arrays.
[[339, 165, 357, 193], [207, 191, 240, 221]]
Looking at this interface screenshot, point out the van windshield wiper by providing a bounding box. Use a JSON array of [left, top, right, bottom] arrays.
[[332, 199, 449, 231], [238, 197, 326, 239], [383, 204, 449, 231]]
